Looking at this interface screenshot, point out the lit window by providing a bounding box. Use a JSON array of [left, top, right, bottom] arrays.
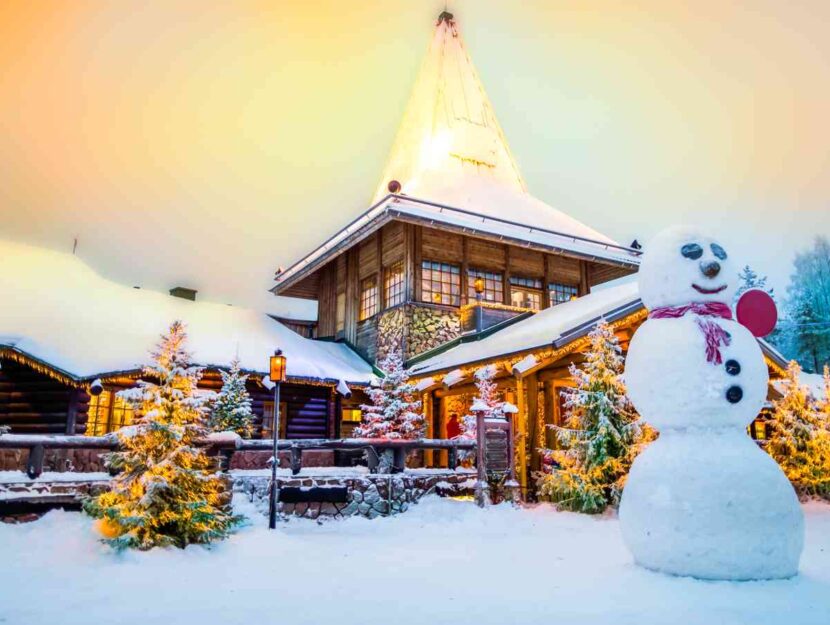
[[336, 292, 345, 333], [341, 409, 362, 422], [262, 401, 288, 439], [468, 268, 503, 303], [421, 260, 461, 306], [548, 282, 578, 307], [384, 261, 405, 308], [86, 390, 134, 436], [510, 276, 543, 310], [359, 276, 378, 321]]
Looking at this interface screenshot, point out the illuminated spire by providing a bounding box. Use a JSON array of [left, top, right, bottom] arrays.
[[373, 11, 526, 203]]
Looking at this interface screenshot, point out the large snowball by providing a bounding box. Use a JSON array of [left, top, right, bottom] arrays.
[[625, 317, 768, 430], [638, 225, 737, 310], [619, 430, 804, 580]]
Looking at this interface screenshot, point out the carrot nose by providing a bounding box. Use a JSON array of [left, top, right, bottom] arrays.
[[700, 260, 721, 278]]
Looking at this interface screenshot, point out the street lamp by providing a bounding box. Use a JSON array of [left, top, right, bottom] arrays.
[[268, 349, 287, 530], [473, 276, 485, 301]]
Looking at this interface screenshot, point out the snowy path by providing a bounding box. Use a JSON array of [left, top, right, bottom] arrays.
[[1, 497, 829, 625]]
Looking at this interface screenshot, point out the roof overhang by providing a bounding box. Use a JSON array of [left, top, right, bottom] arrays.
[[272, 194, 642, 296]]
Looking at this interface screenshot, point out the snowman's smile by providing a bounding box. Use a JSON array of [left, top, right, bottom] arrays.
[[692, 283, 727, 295]]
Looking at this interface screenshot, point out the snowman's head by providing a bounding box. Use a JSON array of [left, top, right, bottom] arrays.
[[638, 225, 736, 310]]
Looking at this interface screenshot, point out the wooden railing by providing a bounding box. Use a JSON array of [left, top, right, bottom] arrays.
[[0, 433, 476, 479]]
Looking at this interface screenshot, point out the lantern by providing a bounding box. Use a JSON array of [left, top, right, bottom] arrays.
[[270, 350, 287, 383]]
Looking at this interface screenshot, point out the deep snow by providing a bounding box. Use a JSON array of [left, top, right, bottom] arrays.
[[1, 497, 829, 625]]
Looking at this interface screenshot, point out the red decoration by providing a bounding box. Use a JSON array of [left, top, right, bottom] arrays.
[[736, 289, 777, 338]]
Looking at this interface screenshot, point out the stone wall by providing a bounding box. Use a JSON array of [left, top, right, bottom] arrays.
[[233, 471, 476, 520], [376, 304, 462, 363]]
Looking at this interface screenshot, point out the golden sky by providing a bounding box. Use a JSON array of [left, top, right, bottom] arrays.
[[1, 0, 828, 314]]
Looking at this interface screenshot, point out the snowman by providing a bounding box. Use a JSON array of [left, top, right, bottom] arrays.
[[619, 225, 804, 580]]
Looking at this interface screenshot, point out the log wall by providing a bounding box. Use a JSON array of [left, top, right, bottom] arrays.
[[0, 360, 88, 435]]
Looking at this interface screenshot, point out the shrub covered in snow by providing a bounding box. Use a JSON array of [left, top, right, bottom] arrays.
[[537, 321, 653, 513], [209, 357, 254, 438], [767, 361, 830, 500], [83, 321, 242, 550]]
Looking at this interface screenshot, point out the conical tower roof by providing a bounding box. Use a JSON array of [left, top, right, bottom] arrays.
[[373, 11, 526, 203], [372, 11, 617, 246]]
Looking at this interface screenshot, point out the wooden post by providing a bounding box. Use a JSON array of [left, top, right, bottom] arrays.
[[26, 444, 45, 479], [526, 373, 541, 475], [439, 396, 448, 468], [543, 380, 557, 450], [65, 387, 80, 435], [579, 261, 590, 296], [290, 445, 302, 475], [514, 376, 528, 494], [423, 392, 434, 467]]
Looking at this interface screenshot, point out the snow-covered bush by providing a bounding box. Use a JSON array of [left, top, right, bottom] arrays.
[[354, 348, 424, 439], [537, 321, 653, 513], [767, 361, 830, 500], [209, 358, 254, 438], [83, 321, 242, 550]]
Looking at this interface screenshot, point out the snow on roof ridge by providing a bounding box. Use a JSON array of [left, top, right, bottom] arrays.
[[0, 239, 372, 384]]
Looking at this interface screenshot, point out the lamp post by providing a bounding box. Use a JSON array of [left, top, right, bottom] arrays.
[[268, 349, 287, 530]]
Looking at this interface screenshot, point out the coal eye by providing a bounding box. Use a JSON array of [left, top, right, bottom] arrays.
[[681, 243, 703, 260], [711, 243, 727, 260]]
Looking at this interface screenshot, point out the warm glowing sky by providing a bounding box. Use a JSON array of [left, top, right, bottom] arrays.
[[1, 0, 828, 316]]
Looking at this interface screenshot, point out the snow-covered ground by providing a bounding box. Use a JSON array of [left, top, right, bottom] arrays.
[[1, 497, 829, 625]]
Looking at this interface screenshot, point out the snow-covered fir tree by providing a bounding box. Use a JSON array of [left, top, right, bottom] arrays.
[[455, 364, 514, 444], [209, 358, 254, 438], [84, 321, 241, 550], [734, 264, 774, 303], [767, 360, 830, 500], [354, 347, 424, 439], [537, 321, 653, 514]]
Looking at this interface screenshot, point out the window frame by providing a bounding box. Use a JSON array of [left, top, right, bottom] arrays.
[[384, 260, 405, 308], [548, 282, 579, 307], [509, 276, 544, 310], [421, 260, 461, 306], [359, 276, 379, 321], [85, 389, 135, 436], [467, 268, 504, 303]]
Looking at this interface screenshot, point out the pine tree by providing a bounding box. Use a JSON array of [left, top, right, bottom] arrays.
[[783, 237, 830, 372], [537, 321, 652, 513], [209, 358, 254, 438], [456, 364, 514, 444], [354, 348, 424, 440], [767, 360, 830, 500], [84, 321, 242, 550], [734, 264, 774, 303]]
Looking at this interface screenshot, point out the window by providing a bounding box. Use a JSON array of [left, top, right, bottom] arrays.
[[548, 282, 578, 307], [421, 260, 461, 306], [86, 390, 135, 436], [341, 408, 362, 423], [336, 292, 346, 333], [262, 401, 288, 439], [359, 276, 378, 321], [384, 261, 405, 308], [467, 268, 503, 303], [510, 276, 543, 310]]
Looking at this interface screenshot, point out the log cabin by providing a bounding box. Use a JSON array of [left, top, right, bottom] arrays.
[[0, 240, 373, 459]]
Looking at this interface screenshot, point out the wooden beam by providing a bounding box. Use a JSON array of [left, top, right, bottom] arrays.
[[579, 261, 590, 296], [526, 373, 541, 475], [65, 387, 80, 435], [515, 376, 528, 494], [461, 237, 469, 305], [538, 365, 576, 383], [543, 380, 557, 450]]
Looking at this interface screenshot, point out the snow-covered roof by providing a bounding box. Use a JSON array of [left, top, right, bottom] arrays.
[[0, 239, 373, 385], [272, 12, 639, 295], [410, 282, 642, 375], [772, 371, 827, 400]]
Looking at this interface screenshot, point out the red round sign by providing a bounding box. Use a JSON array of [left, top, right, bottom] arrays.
[[736, 289, 777, 338]]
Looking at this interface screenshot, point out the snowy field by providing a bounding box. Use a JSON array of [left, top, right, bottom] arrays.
[[2, 497, 830, 625]]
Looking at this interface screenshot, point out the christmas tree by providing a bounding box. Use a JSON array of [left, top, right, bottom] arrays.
[[767, 360, 830, 499], [209, 358, 254, 438], [354, 348, 424, 439], [456, 364, 514, 444], [537, 321, 652, 513], [84, 321, 242, 550]]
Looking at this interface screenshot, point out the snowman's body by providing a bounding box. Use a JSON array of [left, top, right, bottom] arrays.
[[619, 227, 804, 580]]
